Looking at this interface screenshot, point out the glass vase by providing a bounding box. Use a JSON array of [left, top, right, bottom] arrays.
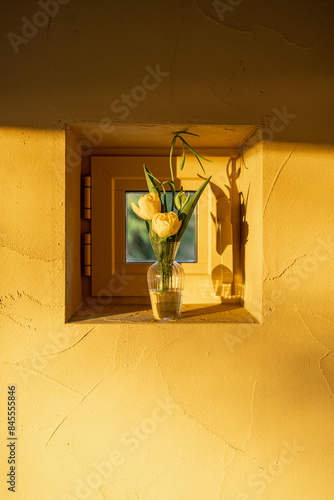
[[147, 241, 184, 321]]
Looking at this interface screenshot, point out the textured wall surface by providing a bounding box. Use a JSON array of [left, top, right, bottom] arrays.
[[1, 1, 334, 499]]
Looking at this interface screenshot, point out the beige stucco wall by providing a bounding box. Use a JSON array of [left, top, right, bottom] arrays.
[[1, 1, 334, 499]]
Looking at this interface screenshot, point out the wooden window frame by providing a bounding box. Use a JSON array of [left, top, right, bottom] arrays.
[[91, 154, 240, 305]]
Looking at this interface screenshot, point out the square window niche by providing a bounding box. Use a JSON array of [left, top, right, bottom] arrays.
[[65, 124, 262, 324]]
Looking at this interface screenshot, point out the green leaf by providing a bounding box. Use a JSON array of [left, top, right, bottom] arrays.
[[174, 184, 183, 211], [165, 180, 175, 211], [176, 176, 212, 241], [169, 131, 214, 176], [165, 180, 175, 193], [181, 138, 213, 174], [169, 136, 177, 183], [180, 138, 210, 162], [158, 182, 167, 212], [180, 142, 186, 170], [194, 155, 205, 174], [143, 165, 160, 196], [174, 189, 190, 212]]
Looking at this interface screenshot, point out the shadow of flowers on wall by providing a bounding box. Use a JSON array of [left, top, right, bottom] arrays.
[[210, 158, 249, 301]]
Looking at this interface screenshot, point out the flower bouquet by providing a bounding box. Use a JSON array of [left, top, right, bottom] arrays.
[[131, 131, 212, 321]]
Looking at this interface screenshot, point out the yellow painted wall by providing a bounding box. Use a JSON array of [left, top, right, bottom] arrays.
[[1, 1, 334, 499]]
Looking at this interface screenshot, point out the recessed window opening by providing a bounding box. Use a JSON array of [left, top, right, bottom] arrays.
[[126, 191, 197, 263]]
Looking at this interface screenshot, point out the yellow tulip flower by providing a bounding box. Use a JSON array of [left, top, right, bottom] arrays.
[[131, 192, 161, 220], [152, 212, 182, 238]]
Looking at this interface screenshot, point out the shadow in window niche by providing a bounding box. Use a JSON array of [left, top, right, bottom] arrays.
[[210, 158, 249, 301]]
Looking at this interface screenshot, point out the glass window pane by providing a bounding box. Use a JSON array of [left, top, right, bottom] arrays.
[[126, 192, 197, 263]]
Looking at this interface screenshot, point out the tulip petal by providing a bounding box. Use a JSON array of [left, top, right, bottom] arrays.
[[131, 202, 144, 219], [152, 212, 181, 238]]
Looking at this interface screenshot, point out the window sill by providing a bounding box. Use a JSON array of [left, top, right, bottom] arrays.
[[69, 303, 258, 324]]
